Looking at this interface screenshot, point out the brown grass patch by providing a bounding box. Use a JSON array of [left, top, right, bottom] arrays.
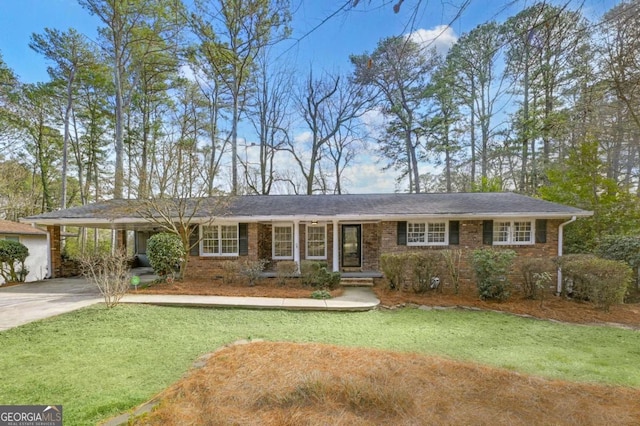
[[134, 277, 343, 299], [374, 282, 640, 329], [132, 341, 640, 425]]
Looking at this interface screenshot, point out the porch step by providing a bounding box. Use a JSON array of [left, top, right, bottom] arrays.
[[340, 277, 374, 287]]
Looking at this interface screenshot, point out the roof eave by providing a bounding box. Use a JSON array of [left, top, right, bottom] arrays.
[[21, 211, 592, 227]]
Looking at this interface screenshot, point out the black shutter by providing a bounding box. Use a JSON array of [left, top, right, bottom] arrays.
[[535, 219, 547, 243], [449, 221, 460, 245], [238, 223, 249, 256], [397, 221, 407, 246], [483, 220, 493, 245], [188, 225, 199, 256]]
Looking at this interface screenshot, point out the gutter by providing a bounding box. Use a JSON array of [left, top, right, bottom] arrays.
[[45, 230, 52, 279], [556, 216, 577, 294]]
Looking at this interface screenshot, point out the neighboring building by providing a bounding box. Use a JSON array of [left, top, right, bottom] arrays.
[[22, 193, 591, 290], [0, 219, 49, 284]]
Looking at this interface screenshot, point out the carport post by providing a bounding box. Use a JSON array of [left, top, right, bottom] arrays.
[[47, 225, 62, 278]]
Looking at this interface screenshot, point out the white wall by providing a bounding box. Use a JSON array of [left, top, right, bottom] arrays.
[[0, 235, 49, 284]]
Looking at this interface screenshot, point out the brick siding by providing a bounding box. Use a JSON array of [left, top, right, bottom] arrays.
[[184, 220, 561, 285]]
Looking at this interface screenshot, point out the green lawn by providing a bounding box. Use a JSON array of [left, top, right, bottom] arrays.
[[1, 305, 639, 425]]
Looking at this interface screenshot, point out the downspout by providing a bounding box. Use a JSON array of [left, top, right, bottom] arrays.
[[557, 216, 577, 295], [45, 230, 52, 279]]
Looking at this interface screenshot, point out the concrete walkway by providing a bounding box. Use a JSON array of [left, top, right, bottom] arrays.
[[120, 287, 379, 311], [0, 275, 379, 331]]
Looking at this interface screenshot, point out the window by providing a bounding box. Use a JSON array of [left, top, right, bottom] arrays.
[[306, 225, 326, 259], [201, 224, 238, 256], [407, 221, 448, 246], [2, 236, 19, 242], [493, 220, 533, 245], [427, 222, 446, 243], [493, 222, 511, 243], [273, 225, 293, 259]]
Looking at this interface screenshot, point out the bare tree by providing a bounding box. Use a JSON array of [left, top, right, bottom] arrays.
[[134, 195, 230, 279], [288, 70, 373, 194], [245, 52, 292, 194]]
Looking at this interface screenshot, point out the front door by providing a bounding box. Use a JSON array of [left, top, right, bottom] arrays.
[[341, 224, 361, 268]]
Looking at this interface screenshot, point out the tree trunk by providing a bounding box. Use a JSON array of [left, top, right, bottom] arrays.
[[61, 69, 75, 209]]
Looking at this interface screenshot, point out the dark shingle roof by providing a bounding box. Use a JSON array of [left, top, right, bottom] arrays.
[[22, 193, 591, 226]]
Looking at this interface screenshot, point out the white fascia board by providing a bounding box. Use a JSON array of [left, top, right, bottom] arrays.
[[22, 211, 592, 228], [20, 217, 151, 227], [197, 211, 593, 223]]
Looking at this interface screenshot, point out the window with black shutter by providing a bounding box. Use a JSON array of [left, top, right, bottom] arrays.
[[238, 223, 249, 256], [483, 220, 493, 245], [397, 221, 407, 246], [188, 225, 199, 256], [535, 219, 547, 243], [449, 220, 460, 245]]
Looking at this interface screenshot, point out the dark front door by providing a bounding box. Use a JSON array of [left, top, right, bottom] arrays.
[[341, 224, 361, 268]]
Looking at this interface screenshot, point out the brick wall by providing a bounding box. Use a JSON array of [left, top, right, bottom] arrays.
[[184, 219, 561, 285], [185, 223, 259, 279], [376, 220, 561, 286]]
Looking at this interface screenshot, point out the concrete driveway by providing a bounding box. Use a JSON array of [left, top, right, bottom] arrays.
[[0, 277, 102, 331]]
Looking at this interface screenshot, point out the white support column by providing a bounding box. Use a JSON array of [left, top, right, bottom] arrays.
[[293, 220, 301, 271], [332, 219, 339, 272]]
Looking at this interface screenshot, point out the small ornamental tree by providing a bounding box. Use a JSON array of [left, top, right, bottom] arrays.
[[0, 240, 29, 283], [471, 249, 516, 301], [77, 249, 130, 308], [147, 233, 186, 280]]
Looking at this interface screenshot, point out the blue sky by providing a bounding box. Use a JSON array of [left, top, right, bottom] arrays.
[[0, 0, 619, 193], [1, 0, 616, 84]]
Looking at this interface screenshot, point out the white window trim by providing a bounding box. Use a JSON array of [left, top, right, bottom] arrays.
[[199, 223, 239, 257], [305, 224, 327, 260], [492, 219, 535, 246], [272, 223, 294, 260], [407, 221, 449, 246]]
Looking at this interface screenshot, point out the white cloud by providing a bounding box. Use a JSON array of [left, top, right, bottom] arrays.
[[178, 64, 197, 82], [407, 25, 458, 56], [342, 163, 398, 194], [294, 131, 313, 144]]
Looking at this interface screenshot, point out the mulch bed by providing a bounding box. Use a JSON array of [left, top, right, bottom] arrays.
[[133, 277, 640, 328], [374, 284, 640, 329], [133, 277, 343, 299], [132, 341, 640, 425]]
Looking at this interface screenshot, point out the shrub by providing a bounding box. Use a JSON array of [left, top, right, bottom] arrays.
[[300, 261, 340, 289], [77, 249, 130, 308], [596, 235, 640, 289], [471, 249, 517, 301], [379, 253, 408, 291], [0, 239, 29, 283], [407, 252, 442, 294], [441, 249, 463, 294], [520, 258, 555, 299], [276, 261, 298, 285], [556, 254, 597, 299], [147, 233, 185, 280], [310, 289, 332, 299], [532, 271, 552, 308], [560, 255, 632, 312], [239, 259, 268, 286], [221, 261, 239, 284]]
